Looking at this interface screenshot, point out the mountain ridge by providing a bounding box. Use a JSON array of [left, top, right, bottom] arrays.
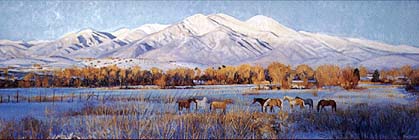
[[1, 13, 419, 70]]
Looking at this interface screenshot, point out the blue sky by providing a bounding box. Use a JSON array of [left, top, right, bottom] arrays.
[[0, 1, 418, 47]]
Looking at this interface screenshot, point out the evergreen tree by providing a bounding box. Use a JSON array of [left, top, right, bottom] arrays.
[[372, 69, 380, 82], [354, 68, 360, 81]]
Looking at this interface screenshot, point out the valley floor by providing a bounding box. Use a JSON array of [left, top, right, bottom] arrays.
[[0, 84, 418, 139]]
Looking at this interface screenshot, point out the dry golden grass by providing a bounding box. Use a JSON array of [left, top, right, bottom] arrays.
[[1, 94, 418, 139]]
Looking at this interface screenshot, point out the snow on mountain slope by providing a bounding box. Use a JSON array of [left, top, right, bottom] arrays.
[[113, 24, 169, 42], [359, 55, 419, 70], [0, 56, 82, 69], [112, 28, 131, 37], [246, 15, 298, 36], [136, 24, 170, 34], [28, 28, 116, 57], [347, 38, 419, 54], [1, 13, 419, 70], [85, 13, 419, 68], [82, 58, 205, 71], [104, 13, 276, 59], [0, 40, 30, 61], [141, 28, 273, 65]]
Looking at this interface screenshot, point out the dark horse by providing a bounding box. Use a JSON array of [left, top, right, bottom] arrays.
[[317, 99, 337, 112], [253, 98, 268, 112], [295, 96, 314, 110], [177, 98, 197, 112], [252, 98, 282, 112]]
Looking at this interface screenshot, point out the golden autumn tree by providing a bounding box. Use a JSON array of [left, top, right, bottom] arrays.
[[204, 67, 217, 85], [339, 66, 359, 89], [295, 64, 314, 87], [251, 65, 265, 88], [119, 68, 127, 88], [267, 62, 292, 89], [359, 66, 368, 78], [237, 64, 252, 84], [409, 68, 419, 86], [315, 64, 341, 89], [41, 75, 49, 87], [216, 66, 236, 84], [194, 67, 201, 79], [22, 72, 35, 87], [108, 65, 120, 86], [155, 74, 167, 89], [151, 67, 163, 84], [129, 66, 141, 85], [400, 65, 413, 78]]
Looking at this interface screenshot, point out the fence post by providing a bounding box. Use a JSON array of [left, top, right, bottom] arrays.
[[79, 93, 82, 101], [52, 90, 55, 103], [8, 95, 10, 103], [16, 90, 19, 103], [28, 96, 30, 103], [71, 93, 74, 102], [0, 96, 2, 103]]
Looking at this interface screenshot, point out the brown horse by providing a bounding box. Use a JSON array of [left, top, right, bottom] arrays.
[[283, 96, 304, 109], [252, 98, 282, 112], [317, 99, 337, 112], [177, 98, 197, 112], [210, 99, 233, 114]]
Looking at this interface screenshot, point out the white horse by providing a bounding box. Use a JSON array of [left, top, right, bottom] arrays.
[[196, 97, 208, 110]]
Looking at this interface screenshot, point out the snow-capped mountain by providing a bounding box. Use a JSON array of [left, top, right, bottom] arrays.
[[0, 40, 31, 61], [113, 24, 169, 42], [1, 13, 419, 70], [27, 28, 117, 57]]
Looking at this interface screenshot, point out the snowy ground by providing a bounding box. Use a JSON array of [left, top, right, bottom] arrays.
[[0, 84, 417, 138], [81, 58, 207, 70]]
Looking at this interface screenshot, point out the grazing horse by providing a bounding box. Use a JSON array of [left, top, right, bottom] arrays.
[[317, 99, 337, 112], [253, 98, 269, 112], [210, 99, 233, 114], [295, 96, 314, 110], [283, 96, 304, 109], [176, 98, 197, 112], [196, 97, 208, 110], [252, 98, 282, 112]]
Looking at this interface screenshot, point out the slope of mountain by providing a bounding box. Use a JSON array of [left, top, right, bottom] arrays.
[[0, 40, 30, 61], [28, 28, 116, 57], [1, 13, 419, 70]]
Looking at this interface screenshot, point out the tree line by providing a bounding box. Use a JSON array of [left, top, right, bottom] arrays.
[[1, 62, 418, 90]]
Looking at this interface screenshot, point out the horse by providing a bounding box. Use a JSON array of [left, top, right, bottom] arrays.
[[176, 98, 197, 112], [196, 97, 208, 110], [283, 96, 305, 109], [295, 96, 314, 110], [210, 99, 233, 114], [253, 98, 268, 112], [317, 99, 337, 112], [252, 98, 282, 112]]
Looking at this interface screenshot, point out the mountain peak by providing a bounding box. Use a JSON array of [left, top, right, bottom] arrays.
[[184, 14, 207, 22], [246, 15, 276, 23], [59, 28, 98, 39], [136, 24, 170, 34], [78, 28, 95, 34], [112, 28, 130, 37], [246, 15, 297, 35]]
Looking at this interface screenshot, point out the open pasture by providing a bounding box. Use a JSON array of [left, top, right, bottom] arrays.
[[0, 84, 418, 139]]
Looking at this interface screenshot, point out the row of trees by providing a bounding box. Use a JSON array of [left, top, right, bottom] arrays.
[[2, 62, 419, 90]]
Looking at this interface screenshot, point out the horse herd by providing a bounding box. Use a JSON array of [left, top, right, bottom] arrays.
[[176, 96, 337, 114]]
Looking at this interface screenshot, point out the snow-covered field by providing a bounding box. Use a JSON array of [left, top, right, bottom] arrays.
[[81, 58, 207, 70], [0, 84, 418, 138]]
